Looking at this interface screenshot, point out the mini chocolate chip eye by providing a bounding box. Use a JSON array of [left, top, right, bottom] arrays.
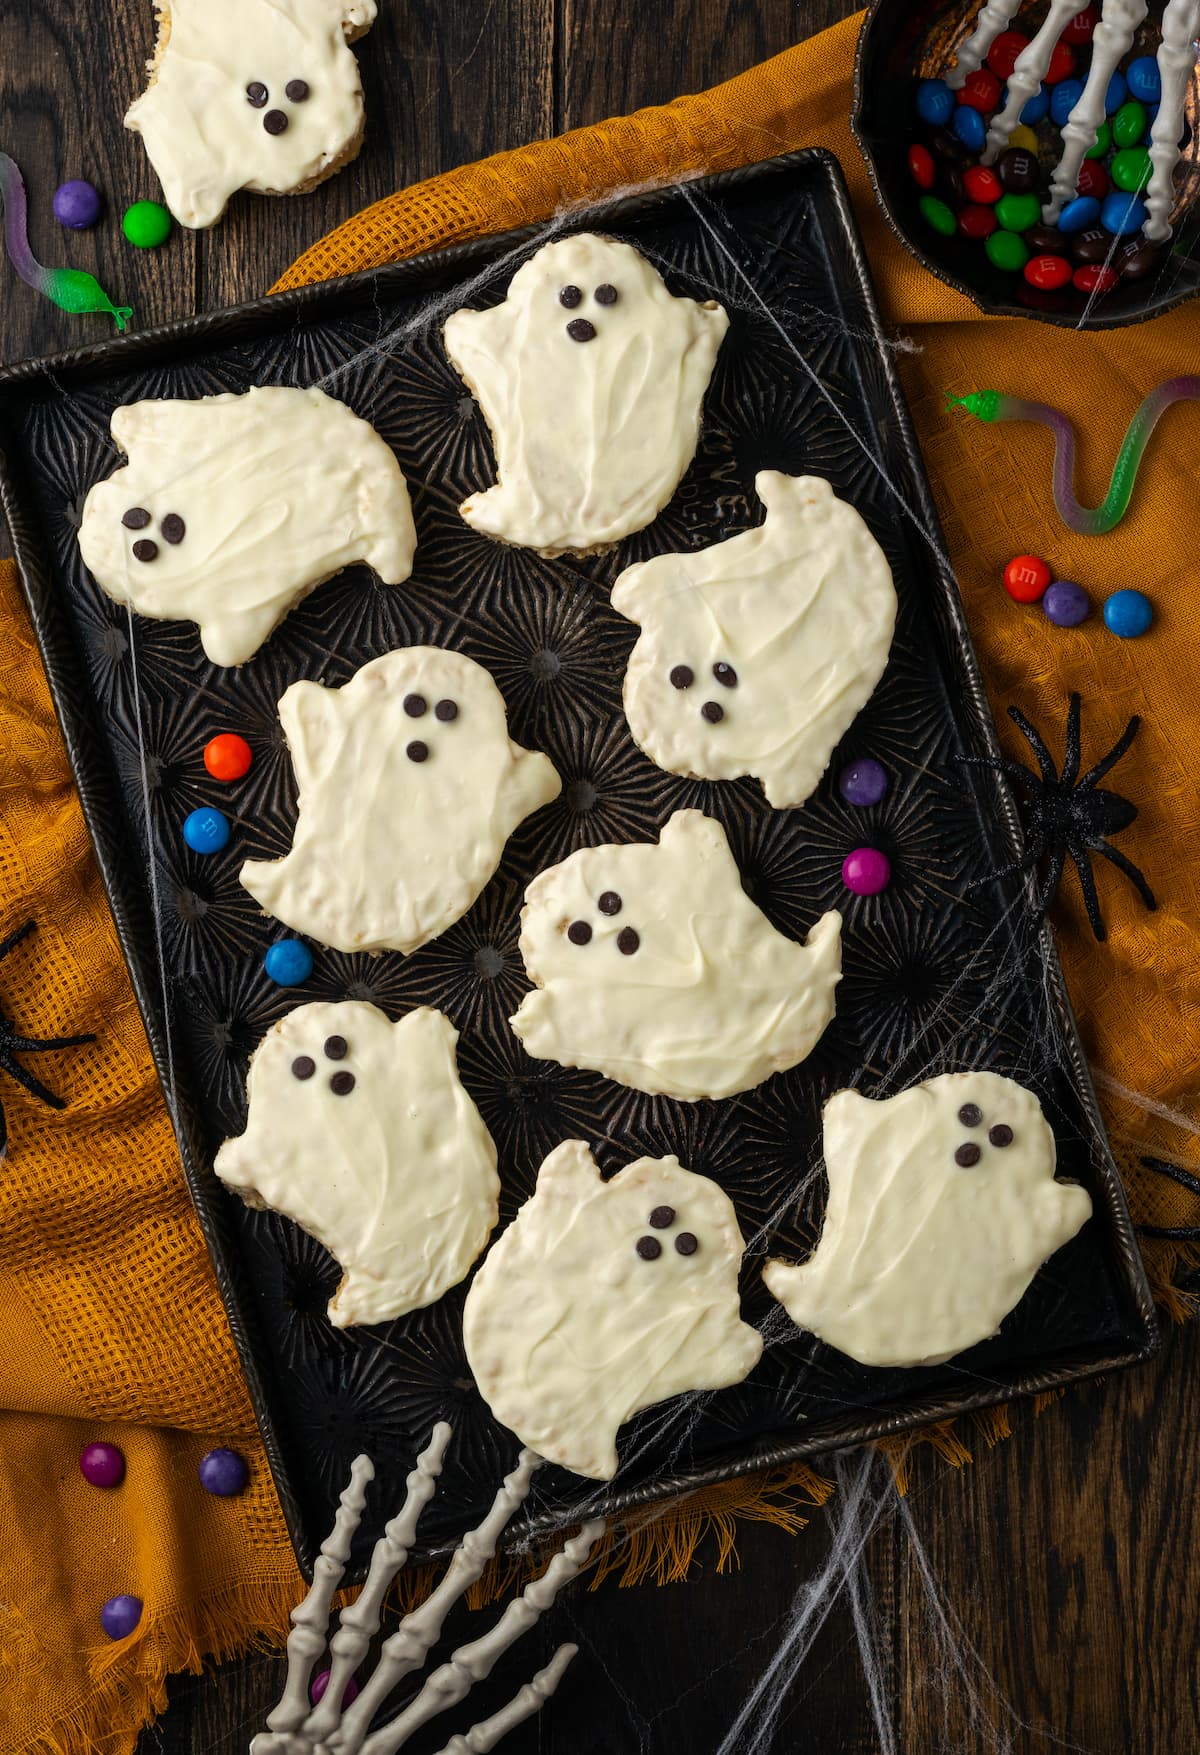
[[122, 507, 151, 530], [246, 82, 268, 107], [701, 701, 724, 724], [329, 1070, 355, 1096], [669, 665, 694, 690], [264, 109, 289, 135], [594, 283, 619, 305], [598, 891, 622, 916], [406, 740, 429, 763], [323, 1035, 348, 1061], [285, 79, 310, 102], [403, 693, 427, 717], [955, 1142, 982, 1167], [558, 285, 582, 307], [291, 1055, 315, 1081], [713, 662, 738, 688], [674, 1232, 699, 1256], [648, 1205, 675, 1229], [617, 927, 640, 955], [989, 1124, 1014, 1148], [161, 513, 186, 545], [566, 317, 596, 342], [132, 539, 158, 563], [958, 1103, 983, 1127], [435, 699, 458, 722], [567, 920, 593, 945], [636, 1236, 662, 1261]]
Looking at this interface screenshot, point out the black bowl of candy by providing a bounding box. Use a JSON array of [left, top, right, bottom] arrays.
[[852, 0, 1200, 327]]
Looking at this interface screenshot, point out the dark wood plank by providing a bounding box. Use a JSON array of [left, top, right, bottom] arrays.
[[198, 0, 555, 314], [0, 0, 199, 364]]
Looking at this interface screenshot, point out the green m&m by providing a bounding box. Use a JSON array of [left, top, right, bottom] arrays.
[[994, 192, 1040, 232], [985, 229, 1029, 272], [122, 200, 172, 249], [918, 194, 957, 236], [1112, 99, 1148, 148], [1085, 120, 1112, 160], [1111, 147, 1152, 192]]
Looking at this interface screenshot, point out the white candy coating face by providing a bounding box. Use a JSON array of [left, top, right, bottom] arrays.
[[463, 1140, 762, 1480], [611, 473, 898, 809], [77, 386, 416, 667], [763, 1071, 1093, 1368], [215, 1002, 499, 1327], [510, 810, 842, 1100], [125, 0, 378, 228], [241, 647, 561, 955], [443, 233, 729, 554]]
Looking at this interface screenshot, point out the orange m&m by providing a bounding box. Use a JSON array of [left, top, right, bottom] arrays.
[[204, 733, 253, 781], [1003, 554, 1052, 603]]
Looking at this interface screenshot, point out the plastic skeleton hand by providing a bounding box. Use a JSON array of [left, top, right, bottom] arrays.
[[252, 1424, 603, 1755]]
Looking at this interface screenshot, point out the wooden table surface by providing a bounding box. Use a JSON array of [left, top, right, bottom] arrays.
[[3, 2, 1198, 1751]]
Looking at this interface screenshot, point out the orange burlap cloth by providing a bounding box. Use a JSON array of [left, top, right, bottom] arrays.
[[3, 12, 1199, 1752]]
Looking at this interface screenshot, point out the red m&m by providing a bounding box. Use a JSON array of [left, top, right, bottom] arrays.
[[958, 203, 998, 240], [204, 733, 253, 781], [1061, 4, 1098, 43], [958, 68, 1002, 111], [1003, 554, 1052, 602], [1073, 263, 1119, 294], [1045, 41, 1077, 84], [1024, 253, 1073, 290], [1075, 157, 1109, 199], [908, 143, 935, 190], [962, 165, 1002, 204], [985, 31, 1029, 80]]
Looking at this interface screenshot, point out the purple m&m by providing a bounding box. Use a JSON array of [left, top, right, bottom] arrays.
[[198, 1446, 248, 1496], [842, 847, 891, 896], [1043, 580, 1090, 626], [838, 759, 889, 807], [101, 1594, 142, 1640], [311, 1670, 361, 1707], [80, 1441, 126, 1488], [53, 179, 102, 230]]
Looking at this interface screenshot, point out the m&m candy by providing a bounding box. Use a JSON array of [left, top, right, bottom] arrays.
[[1057, 195, 1101, 233], [53, 179, 102, 230], [101, 1595, 142, 1640], [1112, 99, 1148, 148], [1085, 120, 1112, 160], [1019, 86, 1049, 124], [1025, 253, 1072, 290], [1073, 263, 1119, 295], [1043, 580, 1090, 626], [959, 203, 998, 240], [1050, 78, 1084, 126], [1111, 147, 1151, 193], [1125, 56, 1160, 105], [1101, 190, 1147, 234], [1044, 41, 1076, 84], [908, 143, 936, 190], [311, 1671, 361, 1708], [963, 165, 1002, 204], [122, 200, 172, 248], [994, 191, 1040, 232], [958, 68, 1002, 112], [916, 79, 955, 126], [1008, 122, 1040, 152], [182, 807, 230, 855], [997, 148, 1038, 193], [199, 1447, 248, 1497], [1104, 589, 1153, 637], [842, 848, 891, 897], [952, 104, 987, 152], [80, 1442, 126, 1488], [919, 195, 957, 236], [1061, 5, 1098, 44], [203, 733, 253, 781], [986, 229, 1029, 271], [839, 758, 889, 807], [1003, 554, 1051, 602], [1105, 70, 1128, 115], [1075, 157, 1109, 200], [264, 938, 314, 986]]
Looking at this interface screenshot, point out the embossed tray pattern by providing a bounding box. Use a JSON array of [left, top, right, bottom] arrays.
[[0, 152, 1156, 1579]]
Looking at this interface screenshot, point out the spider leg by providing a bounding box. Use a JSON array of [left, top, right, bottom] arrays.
[[966, 834, 1047, 892], [1007, 705, 1059, 786], [1078, 715, 1141, 790], [1140, 1156, 1200, 1200], [0, 1055, 67, 1109], [1031, 840, 1066, 918], [4, 1031, 96, 1054], [959, 754, 1041, 790], [1094, 840, 1157, 913], [1066, 839, 1107, 941], [0, 919, 36, 964], [1060, 693, 1083, 788]]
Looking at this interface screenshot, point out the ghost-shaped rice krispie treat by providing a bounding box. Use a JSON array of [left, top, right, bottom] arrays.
[[611, 473, 898, 809], [215, 1002, 500, 1327], [241, 647, 561, 955], [509, 810, 842, 1100], [443, 233, 729, 555], [463, 1139, 762, 1479], [763, 1071, 1093, 1368], [125, 0, 378, 229], [78, 387, 416, 667]]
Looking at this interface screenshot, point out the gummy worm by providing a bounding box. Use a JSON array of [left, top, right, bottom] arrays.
[[0, 152, 132, 333], [946, 380, 1200, 536]]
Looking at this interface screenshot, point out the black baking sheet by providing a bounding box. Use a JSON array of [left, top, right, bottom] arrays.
[[0, 150, 1157, 1580]]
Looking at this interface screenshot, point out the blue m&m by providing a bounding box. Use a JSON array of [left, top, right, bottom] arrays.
[[182, 807, 230, 854], [1058, 195, 1101, 232], [1125, 56, 1160, 105], [1050, 78, 1084, 125], [916, 79, 955, 126], [1104, 589, 1153, 638], [1105, 69, 1128, 115], [953, 104, 987, 151], [1019, 84, 1049, 124], [264, 938, 314, 986], [1100, 190, 1147, 234]]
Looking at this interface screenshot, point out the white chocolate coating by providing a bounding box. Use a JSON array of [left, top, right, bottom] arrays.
[[510, 810, 842, 1101], [443, 233, 729, 555], [763, 1072, 1092, 1368], [241, 648, 561, 955], [463, 1140, 763, 1480], [215, 1003, 500, 1328], [611, 473, 897, 810], [78, 387, 416, 667], [126, 0, 377, 229]]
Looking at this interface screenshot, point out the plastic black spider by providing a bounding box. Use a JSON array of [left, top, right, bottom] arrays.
[[965, 691, 1156, 943], [1137, 1156, 1200, 1242], [0, 920, 95, 1158]]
